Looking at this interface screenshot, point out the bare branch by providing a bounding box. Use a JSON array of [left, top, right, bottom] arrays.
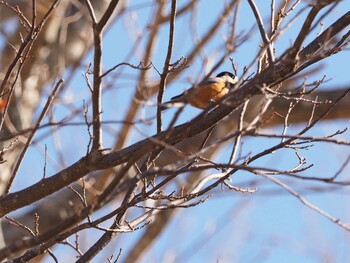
[[247, 0, 275, 64], [260, 172, 350, 231], [156, 0, 177, 133], [5, 78, 64, 194], [299, 10, 350, 60], [287, 1, 329, 59]]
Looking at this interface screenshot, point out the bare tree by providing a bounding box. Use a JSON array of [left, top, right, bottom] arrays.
[[0, 0, 349, 262]]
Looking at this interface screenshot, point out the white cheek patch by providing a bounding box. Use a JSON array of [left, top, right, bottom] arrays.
[[221, 76, 238, 85]]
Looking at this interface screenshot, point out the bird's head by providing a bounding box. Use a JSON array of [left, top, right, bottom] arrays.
[[216, 71, 238, 87]]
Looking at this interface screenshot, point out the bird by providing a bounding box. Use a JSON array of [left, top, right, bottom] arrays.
[[160, 71, 238, 110]]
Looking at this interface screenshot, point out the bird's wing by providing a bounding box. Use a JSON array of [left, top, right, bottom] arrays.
[[199, 77, 220, 85]]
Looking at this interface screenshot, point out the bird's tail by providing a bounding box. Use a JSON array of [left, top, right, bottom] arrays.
[[160, 92, 185, 111], [160, 103, 171, 111], [170, 93, 184, 100]]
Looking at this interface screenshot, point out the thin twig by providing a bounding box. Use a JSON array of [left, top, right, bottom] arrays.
[[89, 0, 121, 151], [288, 2, 329, 59], [5, 79, 64, 194], [260, 172, 350, 231], [229, 101, 248, 164], [101, 61, 151, 78], [247, 0, 274, 64], [156, 0, 177, 133], [85, 0, 97, 24], [0, 0, 60, 134]]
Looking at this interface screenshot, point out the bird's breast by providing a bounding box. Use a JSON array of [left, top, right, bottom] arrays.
[[188, 82, 228, 109]]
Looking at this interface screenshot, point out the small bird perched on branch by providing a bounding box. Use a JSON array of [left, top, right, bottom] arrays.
[[161, 71, 238, 110]]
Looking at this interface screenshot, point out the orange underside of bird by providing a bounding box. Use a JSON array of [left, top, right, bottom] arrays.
[[177, 82, 229, 109]]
